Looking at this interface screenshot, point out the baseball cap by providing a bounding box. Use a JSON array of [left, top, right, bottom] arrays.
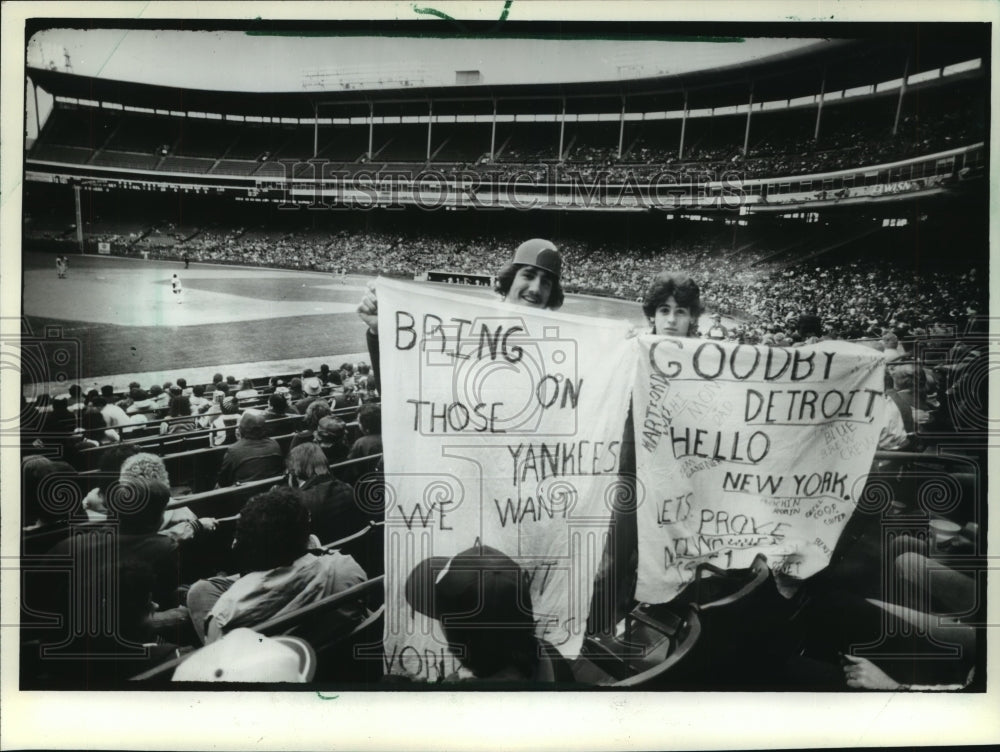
[[172, 628, 316, 683], [405, 544, 535, 629], [512, 239, 561, 280]]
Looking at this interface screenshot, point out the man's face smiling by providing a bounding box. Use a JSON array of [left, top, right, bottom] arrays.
[[506, 265, 553, 309]]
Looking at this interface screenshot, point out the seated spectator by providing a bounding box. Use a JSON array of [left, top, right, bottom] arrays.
[[188, 383, 212, 413], [186, 487, 367, 644], [27, 558, 182, 688], [95, 394, 130, 430], [50, 478, 182, 609], [289, 400, 333, 452], [405, 544, 574, 683], [264, 392, 299, 428], [127, 383, 169, 416], [294, 377, 324, 415], [348, 404, 382, 460], [22, 455, 83, 533], [210, 397, 242, 446], [82, 443, 140, 520], [216, 412, 285, 488], [287, 377, 304, 405], [355, 363, 377, 393], [160, 395, 198, 435], [235, 378, 259, 400], [37, 393, 77, 445], [314, 416, 349, 466], [339, 362, 356, 390], [120, 452, 217, 539], [66, 384, 86, 413], [69, 408, 119, 467], [704, 313, 728, 340], [286, 442, 366, 544]]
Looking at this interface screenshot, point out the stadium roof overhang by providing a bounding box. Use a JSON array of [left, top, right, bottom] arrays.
[[26, 28, 986, 119]]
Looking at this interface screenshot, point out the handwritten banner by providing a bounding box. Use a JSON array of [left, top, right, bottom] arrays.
[[633, 336, 885, 604], [378, 278, 634, 681]]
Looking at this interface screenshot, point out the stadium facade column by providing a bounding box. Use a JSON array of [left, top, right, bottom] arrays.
[[558, 97, 566, 161], [426, 101, 433, 162], [893, 54, 911, 136], [678, 90, 689, 159], [367, 101, 374, 160], [814, 67, 827, 141], [74, 184, 83, 252], [743, 83, 754, 155], [313, 103, 318, 158], [617, 97, 626, 159], [490, 98, 497, 160]]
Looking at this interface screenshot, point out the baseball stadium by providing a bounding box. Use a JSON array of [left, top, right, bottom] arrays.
[[16, 20, 990, 699]]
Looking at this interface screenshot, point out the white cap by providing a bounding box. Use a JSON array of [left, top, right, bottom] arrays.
[[172, 628, 316, 683]]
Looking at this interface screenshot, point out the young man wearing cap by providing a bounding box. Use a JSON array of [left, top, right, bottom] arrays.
[[405, 544, 574, 684], [356, 238, 565, 388]]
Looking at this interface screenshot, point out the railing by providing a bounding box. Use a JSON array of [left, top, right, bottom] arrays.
[[26, 141, 984, 212]]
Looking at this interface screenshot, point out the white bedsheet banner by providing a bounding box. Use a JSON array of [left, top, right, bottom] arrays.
[[378, 278, 634, 681], [633, 335, 885, 604]]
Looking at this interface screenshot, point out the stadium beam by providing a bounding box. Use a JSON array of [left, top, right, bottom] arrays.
[[893, 54, 911, 136], [678, 90, 688, 159], [814, 67, 827, 141], [743, 83, 754, 155]]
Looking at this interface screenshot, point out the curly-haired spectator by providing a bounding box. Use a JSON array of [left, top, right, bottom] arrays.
[[120, 452, 217, 540], [185, 486, 367, 644]]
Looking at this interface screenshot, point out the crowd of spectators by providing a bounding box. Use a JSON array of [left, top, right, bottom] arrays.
[[21, 360, 385, 686], [20, 237, 987, 689]]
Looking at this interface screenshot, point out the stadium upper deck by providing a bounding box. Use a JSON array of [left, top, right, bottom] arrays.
[[24, 28, 988, 211]]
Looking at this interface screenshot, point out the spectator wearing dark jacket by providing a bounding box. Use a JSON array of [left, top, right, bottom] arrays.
[[348, 404, 382, 460], [286, 442, 366, 544], [216, 412, 284, 488]]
